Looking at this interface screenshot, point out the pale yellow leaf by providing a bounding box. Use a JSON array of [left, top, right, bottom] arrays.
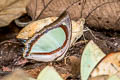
[[91, 52, 120, 77]]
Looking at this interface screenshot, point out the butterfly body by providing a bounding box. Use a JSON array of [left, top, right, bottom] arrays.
[[21, 12, 72, 62]]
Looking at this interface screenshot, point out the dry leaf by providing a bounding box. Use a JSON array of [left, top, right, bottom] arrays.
[[0, 0, 30, 27], [27, 0, 80, 20], [91, 52, 120, 77], [27, 0, 120, 31], [69, 56, 81, 78], [26, 0, 45, 20]]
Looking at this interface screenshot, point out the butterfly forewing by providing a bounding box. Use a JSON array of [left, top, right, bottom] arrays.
[[23, 12, 71, 62], [30, 27, 66, 53]]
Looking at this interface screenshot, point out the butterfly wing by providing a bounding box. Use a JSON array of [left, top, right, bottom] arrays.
[[23, 12, 72, 62]]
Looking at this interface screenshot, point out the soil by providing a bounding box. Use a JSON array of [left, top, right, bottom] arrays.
[[0, 15, 120, 80]]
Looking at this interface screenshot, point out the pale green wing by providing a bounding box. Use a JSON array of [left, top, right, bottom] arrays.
[[81, 40, 106, 80], [37, 66, 63, 80], [30, 27, 66, 53]]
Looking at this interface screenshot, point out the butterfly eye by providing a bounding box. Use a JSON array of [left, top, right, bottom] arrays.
[[21, 12, 72, 62]]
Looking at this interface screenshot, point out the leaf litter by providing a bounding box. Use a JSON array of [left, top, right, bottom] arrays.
[[1, 14, 120, 80]]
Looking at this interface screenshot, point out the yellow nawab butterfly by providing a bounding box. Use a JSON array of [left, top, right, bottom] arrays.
[[17, 12, 72, 62]]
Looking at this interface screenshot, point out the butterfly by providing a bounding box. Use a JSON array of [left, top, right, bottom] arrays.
[[20, 12, 72, 62]]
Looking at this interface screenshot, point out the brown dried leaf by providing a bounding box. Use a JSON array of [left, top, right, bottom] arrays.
[[27, 0, 120, 31], [91, 52, 120, 77], [27, 0, 45, 20], [27, 0, 80, 20], [68, 56, 81, 77], [0, 0, 30, 27]]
